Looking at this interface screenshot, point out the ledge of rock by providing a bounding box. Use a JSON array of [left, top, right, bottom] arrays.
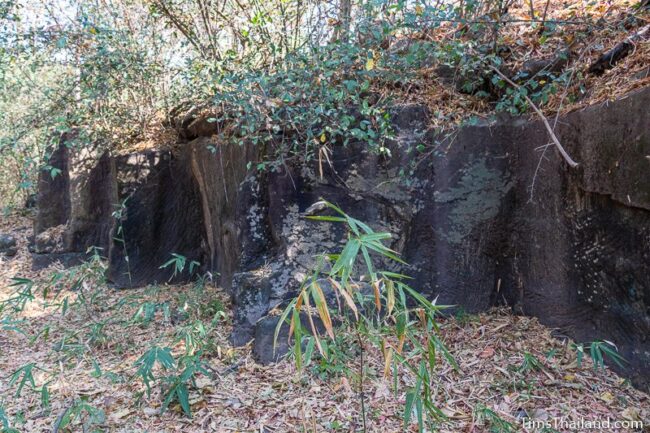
[[33, 86, 650, 390]]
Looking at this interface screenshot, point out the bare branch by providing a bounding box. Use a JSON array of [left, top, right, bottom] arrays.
[[490, 66, 579, 168]]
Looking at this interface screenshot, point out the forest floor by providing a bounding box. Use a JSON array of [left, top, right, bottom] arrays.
[[0, 213, 649, 433]]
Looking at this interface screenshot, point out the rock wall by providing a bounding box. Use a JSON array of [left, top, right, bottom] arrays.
[[33, 87, 650, 390]]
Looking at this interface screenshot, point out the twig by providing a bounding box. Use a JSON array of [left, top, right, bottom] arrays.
[[356, 325, 367, 433], [527, 0, 535, 21], [538, 0, 552, 33], [528, 143, 552, 203], [490, 67, 579, 168], [529, 38, 595, 201]]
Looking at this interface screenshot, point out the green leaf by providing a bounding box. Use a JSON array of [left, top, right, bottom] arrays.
[[177, 383, 191, 417], [292, 308, 302, 371], [403, 391, 416, 428], [9, 363, 36, 397], [305, 215, 346, 222], [273, 298, 297, 354], [330, 238, 360, 278], [40, 383, 50, 409]]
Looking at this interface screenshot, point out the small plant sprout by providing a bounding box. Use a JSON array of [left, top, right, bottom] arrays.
[[518, 351, 545, 374], [160, 253, 200, 281], [474, 404, 516, 433], [588, 340, 626, 370], [572, 340, 626, 370], [134, 346, 176, 396]]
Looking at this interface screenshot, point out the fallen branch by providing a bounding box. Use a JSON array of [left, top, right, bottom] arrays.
[[490, 66, 579, 168], [588, 24, 650, 75]]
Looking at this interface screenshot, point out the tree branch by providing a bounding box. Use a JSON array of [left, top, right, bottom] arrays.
[[490, 66, 579, 168], [588, 24, 650, 75]]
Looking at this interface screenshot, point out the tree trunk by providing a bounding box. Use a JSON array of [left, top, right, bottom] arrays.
[[332, 0, 352, 43]]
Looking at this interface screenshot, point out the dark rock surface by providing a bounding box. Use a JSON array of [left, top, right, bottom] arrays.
[[107, 150, 206, 287], [31, 138, 114, 269], [33, 86, 650, 390], [0, 233, 17, 257], [32, 252, 85, 269], [34, 136, 71, 236]]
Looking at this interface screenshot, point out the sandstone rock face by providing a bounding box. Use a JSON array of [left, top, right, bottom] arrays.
[[34, 87, 650, 390], [32, 134, 114, 269], [34, 136, 71, 237], [107, 150, 205, 286]]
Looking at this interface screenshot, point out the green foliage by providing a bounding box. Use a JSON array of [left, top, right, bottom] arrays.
[[206, 43, 399, 164], [85, 321, 111, 348], [305, 333, 355, 379], [198, 297, 226, 322], [133, 343, 212, 418], [474, 404, 515, 433], [518, 351, 545, 374], [491, 64, 572, 115], [39, 383, 50, 411], [276, 200, 455, 431], [0, 404, 20, 433], [134, 346, 176, 396], [131, 301, 171, 326], [160, 355, 210, 417], [0, 0, 594, 208], [0, 1, 174, 208], [3, 278, 35, 313], [175, 320, 215, 356], [51, 330, 83, 356], [53, 399, 105, 433], [0, 315, 24, 335], [0, 2, 623, 426], [573, 340, 626, 370], [160, 253, 200, 281], [8, 364, 36, 398]]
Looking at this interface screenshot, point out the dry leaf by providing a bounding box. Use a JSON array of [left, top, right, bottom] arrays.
[[479, 347, 495, 358]]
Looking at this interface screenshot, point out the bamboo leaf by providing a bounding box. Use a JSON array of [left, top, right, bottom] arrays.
[[274, 298, 297, 353], [383, 345, 393, 378], [386, 278, 395, 316], [372, 278, 382, 312], [364, 241, 407, 264], [330, 238, 360, 277], [306, 215, 346, 222], [329, 278, 358, 321], [292, 309, 302, 371], [360, 245, 376, 281], [312, 281, 334, 339]]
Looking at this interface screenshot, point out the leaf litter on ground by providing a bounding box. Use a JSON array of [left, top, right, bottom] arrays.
[[1, 213, 648, 432]]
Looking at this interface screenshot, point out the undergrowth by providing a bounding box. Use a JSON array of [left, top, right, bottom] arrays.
[[0, 206, 633, 431]]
